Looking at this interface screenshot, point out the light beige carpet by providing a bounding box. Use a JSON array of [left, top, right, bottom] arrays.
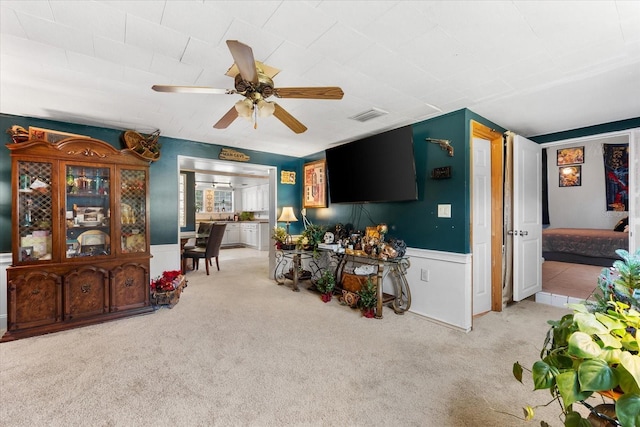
[[1, 250, 597, 426]]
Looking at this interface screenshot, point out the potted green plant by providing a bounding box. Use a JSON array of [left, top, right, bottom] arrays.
[[513, 249, 640, 426], [297, 224, 326, 254], [357, 277, 378, 318], [315, 269, 336, 303], [272, 226, 287, 249]]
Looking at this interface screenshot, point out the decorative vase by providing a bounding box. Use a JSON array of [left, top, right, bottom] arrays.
[[321, 293, 332, 303]]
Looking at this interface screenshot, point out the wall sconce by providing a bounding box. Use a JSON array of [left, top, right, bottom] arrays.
[[426, 138, 454, 157]]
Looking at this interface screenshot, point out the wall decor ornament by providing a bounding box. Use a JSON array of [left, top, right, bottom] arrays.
[[303, 160, 327, 208], [556, 146, 584, 165], [603, 143, 629, 211], [280, 170, 296, 184], [28, 127, 89, 143], [121, 129, 161, 162], [559, 165, 581, 187]]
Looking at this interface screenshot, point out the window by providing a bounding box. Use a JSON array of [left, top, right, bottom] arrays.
[[194, 188, 232, 214]]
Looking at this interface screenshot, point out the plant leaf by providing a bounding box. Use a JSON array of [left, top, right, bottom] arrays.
[[563, 410, 592, 427], [522, 405, 534, 421], [596, 332, 622, 349], [600, 348, 623, 364], [616, 364, 640, 395], [532, 360, 557, 390], [577, 358, 618, 391], [573, 312, 609, 335], [620, 351, 640, 390], [513, 362, 523, 383], [557, 371, 593, 407], [595, 312, 626, 331], [568, 331, 602, 359], [616, 393, 640, 427]]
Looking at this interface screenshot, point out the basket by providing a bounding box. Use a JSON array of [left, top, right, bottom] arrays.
[[151, 276, 186, 308], [341, 273, 369, 292]]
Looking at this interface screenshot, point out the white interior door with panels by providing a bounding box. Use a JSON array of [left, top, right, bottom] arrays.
[[472, 138, 492, 315], [512, 134, 542, 301]]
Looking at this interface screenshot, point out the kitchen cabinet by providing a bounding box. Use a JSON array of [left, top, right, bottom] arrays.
[[222, 223, 240, 246], [240, 223, 258, 248], [3, 138, 152, 342], [241, 184, 269, 212]]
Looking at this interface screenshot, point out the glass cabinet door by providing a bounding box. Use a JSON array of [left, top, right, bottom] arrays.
[[120, 169, 147, 253], [17, 161, 54, 262], [65, 165, 111, 259]]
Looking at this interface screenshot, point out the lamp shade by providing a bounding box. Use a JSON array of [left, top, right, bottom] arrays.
[[277, 207, 298, 223], [257, 99, 275, 117], [234, 98, 254, 117]]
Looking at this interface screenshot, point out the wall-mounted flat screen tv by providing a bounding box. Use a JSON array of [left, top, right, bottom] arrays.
[[325, 125, 417, 204]]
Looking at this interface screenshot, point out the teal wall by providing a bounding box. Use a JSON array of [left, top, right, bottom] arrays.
[[0, 113, 302, 252], [8, 110, 629, 256], [302, 109, 504, 253]]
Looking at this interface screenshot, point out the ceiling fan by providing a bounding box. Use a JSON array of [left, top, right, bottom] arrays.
[[152, 40, 344, 134]]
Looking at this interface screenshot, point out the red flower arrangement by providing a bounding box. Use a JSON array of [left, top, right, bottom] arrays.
[[150, 270, 182, 292]]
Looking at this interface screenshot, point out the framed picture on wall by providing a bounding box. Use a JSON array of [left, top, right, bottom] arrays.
[[303, 160, 327, 208], [556, 146, 584, 165], [559, 165, 581, 187]]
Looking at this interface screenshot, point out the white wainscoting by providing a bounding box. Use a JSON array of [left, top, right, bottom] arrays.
[[404, 248, 472, 332], [0, 253, 11, 330], [1, 246, 473, 332], [150, 244, 181, 280]]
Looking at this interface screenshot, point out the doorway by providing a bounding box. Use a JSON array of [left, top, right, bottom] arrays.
[[177, 155, 278, 274], [539, 130, 637, 300]]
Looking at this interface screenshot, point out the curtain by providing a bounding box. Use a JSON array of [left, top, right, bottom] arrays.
[[502, 132, 514, 304], [542, 148, 550, 225]]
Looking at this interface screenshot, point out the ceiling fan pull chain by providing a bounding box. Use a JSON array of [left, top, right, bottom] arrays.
[[254, 107, 258, 129]]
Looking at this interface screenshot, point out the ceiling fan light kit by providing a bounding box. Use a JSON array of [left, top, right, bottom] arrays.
[[152, 40, 343, 134]]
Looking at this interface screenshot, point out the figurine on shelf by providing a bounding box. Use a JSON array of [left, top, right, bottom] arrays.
[[6, 125, 29, 143]]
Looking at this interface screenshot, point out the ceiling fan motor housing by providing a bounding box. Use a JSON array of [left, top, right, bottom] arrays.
[[234, 73, 274, 101]]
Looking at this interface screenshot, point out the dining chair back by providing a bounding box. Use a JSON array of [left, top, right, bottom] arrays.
[[183, 223, 226, 275]]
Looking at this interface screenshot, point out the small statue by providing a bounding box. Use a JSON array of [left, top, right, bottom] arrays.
[[6, 125, 29, 143]]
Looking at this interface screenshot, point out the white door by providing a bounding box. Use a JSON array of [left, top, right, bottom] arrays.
[[472, 138, 492, 314], [513, 134, 542, 301]]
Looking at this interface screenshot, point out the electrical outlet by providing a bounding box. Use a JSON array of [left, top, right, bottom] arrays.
[[420, 268, 429, 282]]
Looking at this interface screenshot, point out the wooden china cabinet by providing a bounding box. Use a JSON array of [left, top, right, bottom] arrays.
[[2, 138, 153, 342]]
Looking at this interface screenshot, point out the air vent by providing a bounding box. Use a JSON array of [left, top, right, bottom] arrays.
[[349, 108, 388, 122]]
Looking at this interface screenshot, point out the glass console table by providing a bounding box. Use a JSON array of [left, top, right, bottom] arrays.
[[274, 248, 411, 318]]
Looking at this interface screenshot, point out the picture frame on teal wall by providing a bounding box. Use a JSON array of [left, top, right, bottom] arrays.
[[303, 160, 327, 208]]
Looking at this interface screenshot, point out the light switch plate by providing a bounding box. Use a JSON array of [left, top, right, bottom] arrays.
[[438, 204, 451, 218]]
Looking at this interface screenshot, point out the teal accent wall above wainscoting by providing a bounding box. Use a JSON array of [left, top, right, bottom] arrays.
[[302, 109, 504, 254], [0, 113, 302, 252]]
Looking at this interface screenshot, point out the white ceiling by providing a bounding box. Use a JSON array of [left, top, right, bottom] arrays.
[[1, 0, 639, 164]]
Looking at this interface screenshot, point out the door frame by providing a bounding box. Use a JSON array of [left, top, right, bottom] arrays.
[[471, 121, 504, 312], [540, 129, 638, 253]]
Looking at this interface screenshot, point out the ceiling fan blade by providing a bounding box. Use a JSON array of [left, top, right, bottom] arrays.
[[226, 40, 258, 84], [272, 103, 307, 134], [213, 106, 239, 129], [152, 85, 234, 95], [274, 87, 344, 100]]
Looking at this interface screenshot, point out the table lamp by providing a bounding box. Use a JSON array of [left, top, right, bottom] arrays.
[[277, 206, 298, 238]]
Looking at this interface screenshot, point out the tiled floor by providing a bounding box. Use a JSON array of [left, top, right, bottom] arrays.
[[541, 260, 605, 300]]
